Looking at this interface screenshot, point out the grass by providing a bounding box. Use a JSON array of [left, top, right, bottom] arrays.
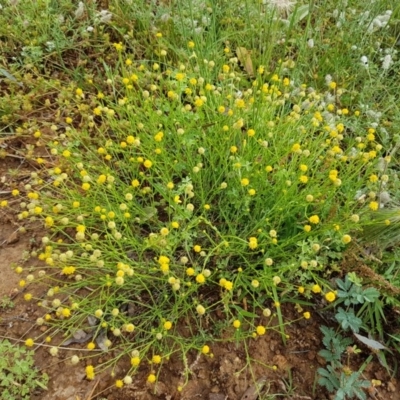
[[1, 0, 400, 396]]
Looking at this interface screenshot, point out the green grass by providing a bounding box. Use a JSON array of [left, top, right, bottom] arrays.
[[1, 0, 400, 395]]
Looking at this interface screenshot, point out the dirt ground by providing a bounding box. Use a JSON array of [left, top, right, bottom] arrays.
[[1, 157, 400, 400]]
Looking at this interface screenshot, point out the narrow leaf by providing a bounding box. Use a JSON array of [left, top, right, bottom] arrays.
[[354, 332, 387, 351], [0, 68, 23, 86]]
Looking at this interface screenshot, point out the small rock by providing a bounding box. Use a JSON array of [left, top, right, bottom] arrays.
[[387, 381, 396, 392], [198, 368, 207, 379], [7, 231, 19, 244], [307, 351, 316, 361], [209, 394, 226, 400], [272, 355, 289, 371], [374, 370, 385, 381]]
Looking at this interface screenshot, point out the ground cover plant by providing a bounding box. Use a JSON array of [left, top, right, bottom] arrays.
[[0, 339, 48, 400], [1, 0, 400, 398]]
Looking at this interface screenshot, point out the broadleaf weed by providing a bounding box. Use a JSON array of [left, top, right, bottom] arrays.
[[0, 340, 48, 400]]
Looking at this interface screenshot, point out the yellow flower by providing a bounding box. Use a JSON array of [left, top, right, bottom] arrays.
[[193, 245, 201, 253], [303, 311, 311, 319], [248, 237, 258, 250], [299, 175, 308, 184], [186, 267, 195, 276], [241, 178, 249, 186], [369, 174, 378, 183], [87, 342, 95, 350], [147, 374, 156, 383], [153, 131, 164, 142], [25, 338, 34, 347], [291, 143, 301, 152], [160, 227, 169, 236], [304, 225, 311, 232], [256, 326, 266, 336], [202, 345, 210, 354], [196, 274, 205, 284], [163, 321, 172, 330], [251, 280, 260, 288], [311, 284, 321, 294], [299, 164, 308, 172], [233, 320, 241, 329], [196, 305, 206, 315], [224, 281, 233, 291], [342, 234, 352, 244], [325, 292, 336, 302], [97, 174, 107, 184], [369, 201, 379, 211], [174, 195, 181, 204], [61, 308, 71, 318], [272, 276, 281, 286], [308, 215, 320, 224], [76, 225, 86, 233], [113, 42, 124, 51], [82, 183, 90, 191], [235, 99, 245, 108], [62, 266, 76, 275], [115, 380, 124, 388], [131, 357, 141, 367], [188, 41, 195, 48], [86, 365, 95, 380], [194, 98, 204, 107], [45, 216, 54, 227], [298, 286, 305, 294], [152, 355, 162, 364], [131, 179, 140, 188], [158, 255, 170, 265]]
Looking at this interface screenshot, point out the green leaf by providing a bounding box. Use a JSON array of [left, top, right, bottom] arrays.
[[35, 378, 48, 390], [335, 308, 362, 332], [362, 287, 380, 303], [232, 305, 258, 318], [289, 5, 310, 26]]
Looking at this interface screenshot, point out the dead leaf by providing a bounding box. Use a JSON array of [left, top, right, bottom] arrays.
[[353, 332, 388, 351], [87, 315, 97, 326], [95, 329, 109, 351], [240, 377, 267, 400], [236, 47, 254, 76], [63, 329, 93, 346]]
